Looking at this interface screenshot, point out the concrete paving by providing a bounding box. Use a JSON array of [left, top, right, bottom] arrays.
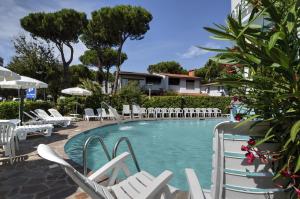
[[0, 120, 188, 199]]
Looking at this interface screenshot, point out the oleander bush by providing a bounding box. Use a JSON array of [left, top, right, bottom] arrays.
[[0, 100, 53, 119], [142, 96, 231, 113]]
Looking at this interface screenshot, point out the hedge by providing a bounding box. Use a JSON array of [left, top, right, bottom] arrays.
[[0, 101, 53, 119], [142, 96, 231, 113]]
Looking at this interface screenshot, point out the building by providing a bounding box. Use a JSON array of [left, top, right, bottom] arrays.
[[118, 70, 227, 96]]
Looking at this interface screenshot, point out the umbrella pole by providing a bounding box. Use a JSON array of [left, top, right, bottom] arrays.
[[76, 96, 78, 114], [18, 89, 24, 125]]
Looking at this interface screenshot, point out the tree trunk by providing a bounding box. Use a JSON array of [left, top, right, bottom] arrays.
[[105, 67, 110, 94], [56, 42, 73, 88], [113, 44, 124, 94]]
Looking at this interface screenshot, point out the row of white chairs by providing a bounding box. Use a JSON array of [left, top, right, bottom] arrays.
[[84, 108, 117, 121], [123, 105, 222, 118]]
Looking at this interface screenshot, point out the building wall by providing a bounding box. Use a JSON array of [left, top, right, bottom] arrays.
[[231, 0, 240, 11]]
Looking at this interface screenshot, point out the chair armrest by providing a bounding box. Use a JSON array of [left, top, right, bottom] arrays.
[[88, 152, 130, 181], [185, 168, 205, 199], [138, 170, 173, 199]]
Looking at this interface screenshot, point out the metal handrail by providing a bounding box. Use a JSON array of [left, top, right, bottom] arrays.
[[100, 101, 122, 123], [112, 137, 141, 172], [83, 136, 111, 176]]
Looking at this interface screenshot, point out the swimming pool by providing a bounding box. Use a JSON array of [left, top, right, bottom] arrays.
[[64, 119, 226, 190]]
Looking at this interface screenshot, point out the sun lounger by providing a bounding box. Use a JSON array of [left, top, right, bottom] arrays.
[[15, 124, 53, 141], [122, 105, 131, 119], [48, 108, 77, 121], [34, 109, 71, 127], [84, 108, 100, 121], [38, 144, 177, 199]]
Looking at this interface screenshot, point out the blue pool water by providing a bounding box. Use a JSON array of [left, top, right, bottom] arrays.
[[65, 119, 226, 190]]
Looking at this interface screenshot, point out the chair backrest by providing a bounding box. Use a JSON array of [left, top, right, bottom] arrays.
[[140, 108, 147, 114], [0, 122, 15, 144], [132, 105, 140, 113], [211, 121, 285, 199], [48, 109, 63, 118], [37, 144, 113, 199], [147, 108, 155, 113], [35, 109, 51, 119], [85, 108, 95, 117], [161, 108, 168, 112], [23, 111, 38, 120], [168, 108, 174, 112], [122, 105, 130, 113], [174, 108, 181, 112]]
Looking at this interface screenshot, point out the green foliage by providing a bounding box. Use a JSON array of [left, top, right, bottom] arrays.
[[88, 5, 152, 93], [148, 61, 187, 74], [118, 81, 143, 105], [142, 96, 230, 113], [20, 9, 88, 85], [8, 35, 63, 100], [56, 96, 83, 115], [195, 59, 225, 82], [0, 101, 53, 119], [203, 0, 300, 180], [69, 65, 94, 87], [79, 50, 100, 67]]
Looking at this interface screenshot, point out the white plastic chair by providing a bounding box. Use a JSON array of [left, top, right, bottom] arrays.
[[168, 108, 175, 118], [200, 108, 207, 118], [213, 108, 222, 117], [132, 105, 141, 118], [195, 108, 203, 118], [147, 108, 155, 118], [140, 108, 147, 118], [185, 121, 286, 199], [188, 108, 196, 118], [155, 108, 163, 118], [183, 108, 190, 118], [96, 108, 109, 120], [0, 122, 16, 164], [122, 105, 131, 119], [84, 108, 100, 121], [161, 108, 169, 118], [174, 108, 183, 118], [37, 144, 177, 199]]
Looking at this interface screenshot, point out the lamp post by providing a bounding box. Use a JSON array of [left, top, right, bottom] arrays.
[[147, 83, 153, 99]]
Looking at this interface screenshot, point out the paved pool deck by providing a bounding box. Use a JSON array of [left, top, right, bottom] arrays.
[[0, 120, 187, 199]]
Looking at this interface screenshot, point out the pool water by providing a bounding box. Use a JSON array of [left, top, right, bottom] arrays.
[[65, 119, 226, 190]]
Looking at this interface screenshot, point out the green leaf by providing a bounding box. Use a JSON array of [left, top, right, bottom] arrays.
[[203, 27, 236, 40], [295, 156, 300, 173], [268, 32, 285, 50], [197, 46, 229, 53], [234, 115, 261, 129], [291, 120, 300, 142], [283, 137, 292, 149], [254, 134, 275, 147], [244, 53, 261, 64]]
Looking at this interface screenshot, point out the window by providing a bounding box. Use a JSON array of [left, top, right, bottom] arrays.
[[186, 80, 195, 90], [169, 78, 180, 85], [146, 77, 161, 85]]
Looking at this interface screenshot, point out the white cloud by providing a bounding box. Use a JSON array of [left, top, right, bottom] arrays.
[[180, 42, 221, 59]]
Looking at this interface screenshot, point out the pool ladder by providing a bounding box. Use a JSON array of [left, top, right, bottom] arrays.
[[82, 136, 141, 176]]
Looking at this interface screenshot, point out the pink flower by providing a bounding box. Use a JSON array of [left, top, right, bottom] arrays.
[[245, 152, 255, 164], [241, 145, 250, 151], [280, 169, 291, 177], [247, 139, 256, 146], [233, 96, 238, 101], [295, 187, 300, 198], [235, 114, 242, 121]]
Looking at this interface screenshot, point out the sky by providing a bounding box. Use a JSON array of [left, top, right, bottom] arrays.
[[0, 0, 231, 72]]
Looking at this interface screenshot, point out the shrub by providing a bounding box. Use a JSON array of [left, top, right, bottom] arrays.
[[142, 96, 230, 113], [0, 100, 53, 119], [117, 82, 143, 105]]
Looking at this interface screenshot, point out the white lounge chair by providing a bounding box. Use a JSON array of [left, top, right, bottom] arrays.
[[34, 109, 71, 127], [96, 108, 109, 120], [174, 108, 183, 118], [155, 108, 163, 118], [185, 121, 286, 199], [140, 108, 147, 118], [195, 108, 204, 118], [132, 105, 141, 119], [147, 108, 155, 118], [161, 108, 169, 118], [168, 108, 175, 118], [15, 124, 53, 141], [0, 122, 16, 164], [48, 108, 76, 121], [188, 108, 196, 118], [122, 105, 131, 119], [183, 108, 190, 118], [213, 108, 221, 117], [37, 144, 177, 199], [84, 108, 100, 121]]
